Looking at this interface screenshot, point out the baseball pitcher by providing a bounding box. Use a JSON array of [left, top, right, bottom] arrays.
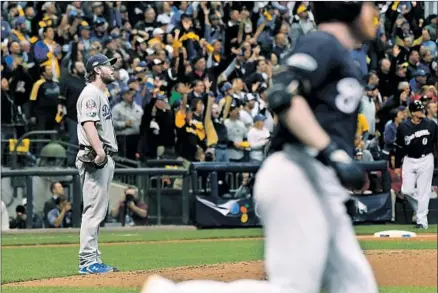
[[76, 54, 119, 274]]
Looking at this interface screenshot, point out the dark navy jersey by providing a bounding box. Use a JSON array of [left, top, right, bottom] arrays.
[[270, 31, 364, 157], [395, 118, 438, 167]]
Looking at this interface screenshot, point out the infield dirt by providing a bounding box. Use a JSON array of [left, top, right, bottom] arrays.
[[4, 236, 437, 289]]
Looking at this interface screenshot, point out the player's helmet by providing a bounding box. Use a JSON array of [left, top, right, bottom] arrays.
[[409, 100, 425, 113], [311, 2, 363, 25]]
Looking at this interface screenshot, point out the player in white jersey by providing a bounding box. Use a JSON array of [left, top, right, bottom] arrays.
[[76, 54, 119, 274]]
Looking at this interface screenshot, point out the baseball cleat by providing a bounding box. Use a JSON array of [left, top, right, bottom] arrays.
[[141, 274, 175, 293], [78, 263, 117, 274], [414, 224, 428, 229], [100, 263, 120, 272]]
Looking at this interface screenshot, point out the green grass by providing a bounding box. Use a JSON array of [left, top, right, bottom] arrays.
[[2, 287, 437, 293], [1, 225, 436, 293], [359, 240, 437, 250], [378, 288, 438, 293], [2, 240, 263, 283], [2, 224, 436, 246], [1, 289, 140, 293], [1, 228, 264, 246], [2, 237, 436, 284]]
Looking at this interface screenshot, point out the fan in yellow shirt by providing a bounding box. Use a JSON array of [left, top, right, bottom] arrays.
[[357, 112, 369, 140]]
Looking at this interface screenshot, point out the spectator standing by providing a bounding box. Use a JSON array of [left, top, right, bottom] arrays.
[[175, 86, 206, 163], [406, 50, 420, 80], [59, 61, 86, 166], [29, 65, 61, 131], [290, 4, 317, 47], [357, 108, 370, 141], [426, 101, 437, 124], [377, 58, 396, 99], [112, 87, 144, 160], [33, 26, 62, 81], [251, 84, 275, 133], [205, 95, 230, 163], [1, 77, 24, 141], [153, 94, 176, 158], [351, 42, 369, 78], [361, 84, 378, 138], [9, 16, 29, 42], [383, 107, 407, 155], [225, 101, 247, 162], [421, 29, 437, 57], [418, 49, 434, 76], [239, 93, 256, 129], [247, 114, 270, 162], [409, 69, 428, 94]]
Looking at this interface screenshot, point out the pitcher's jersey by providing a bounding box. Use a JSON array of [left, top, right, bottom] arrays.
[[76, 83, 118, 152], [270, 31, 364, 157]]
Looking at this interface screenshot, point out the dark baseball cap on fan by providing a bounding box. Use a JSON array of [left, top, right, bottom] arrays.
[[85, 54, 117, 74]]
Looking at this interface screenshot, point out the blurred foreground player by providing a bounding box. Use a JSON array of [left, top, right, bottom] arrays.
[[141, 2, 379, 293]]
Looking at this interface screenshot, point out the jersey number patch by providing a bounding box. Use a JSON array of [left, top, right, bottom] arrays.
[[334, 78, 363, 114]]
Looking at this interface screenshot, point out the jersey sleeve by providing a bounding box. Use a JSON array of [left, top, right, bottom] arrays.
[[268, 38, 336, 114], [280, 39, 335, 90], [78, 94, 100, 124]]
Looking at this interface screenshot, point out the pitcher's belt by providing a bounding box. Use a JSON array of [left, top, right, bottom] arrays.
[[79, 144, 117, 156]]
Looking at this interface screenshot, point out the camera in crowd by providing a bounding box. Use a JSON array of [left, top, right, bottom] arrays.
[[125, 192, 137, 205]]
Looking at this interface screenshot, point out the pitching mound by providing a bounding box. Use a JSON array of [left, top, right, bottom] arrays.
[[5, 249, 437, 289]]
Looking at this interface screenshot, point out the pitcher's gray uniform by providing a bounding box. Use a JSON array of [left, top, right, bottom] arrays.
[[76, 83, 118, 268]]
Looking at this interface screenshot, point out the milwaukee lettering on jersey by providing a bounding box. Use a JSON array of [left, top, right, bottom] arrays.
[[404, 129, 430, 145], [395, 118, 438, 167]]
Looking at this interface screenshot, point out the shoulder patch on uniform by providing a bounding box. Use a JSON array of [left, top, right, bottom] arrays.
[[285, 53, 318, 72], [85, 99, 97, 109]]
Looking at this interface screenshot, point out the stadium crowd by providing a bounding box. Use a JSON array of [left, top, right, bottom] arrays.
[[1, 1, 437, 170]]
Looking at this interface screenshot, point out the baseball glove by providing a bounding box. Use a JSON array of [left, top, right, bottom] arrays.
[[78, 149, 108, 169]]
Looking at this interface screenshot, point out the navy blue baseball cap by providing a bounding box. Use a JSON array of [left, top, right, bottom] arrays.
[[15, 16, 26, 26], [409, 100, 425, 112], [95, 17, 106, 27], [253, 114, 266, 122], [103, 36, 113, 46], [365, 84, 377, 91], [121, 86, 136, 95], [221, 82, 232, 93], [85, 54, 117, 74], [412, 69, 427, 78], [128, 76, 140, 84]]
